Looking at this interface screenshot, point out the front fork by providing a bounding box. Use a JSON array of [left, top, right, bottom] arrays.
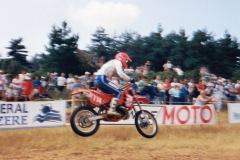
[[132, 95, 142, 113]]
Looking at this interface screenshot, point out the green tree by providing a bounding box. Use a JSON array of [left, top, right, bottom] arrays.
[[6, 38, 29, 67], [214, 32, 240, 77], [89, 27, 114, 60], [116, 31, 146, 67], [87, 25, 240, 78], [29, 53, 45, 73], [0, 59, 23, 75], [144, 25, 165, 70], [185, 30, 213, 70], [0, 38, 29, 74], [42, 21, 81, 74], [167, 30, 189, 69]]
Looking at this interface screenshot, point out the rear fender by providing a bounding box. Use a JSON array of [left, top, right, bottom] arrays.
[[72, 88, 90, 95], [72, 89, 113, 107]]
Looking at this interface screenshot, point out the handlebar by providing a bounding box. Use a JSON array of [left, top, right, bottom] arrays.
[[120, 82, 132, 90]]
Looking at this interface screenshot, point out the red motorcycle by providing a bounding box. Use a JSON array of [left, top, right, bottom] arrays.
[[70, 82, 158, 138]]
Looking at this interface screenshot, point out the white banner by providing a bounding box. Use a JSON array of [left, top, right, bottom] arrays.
[[102, 104, 216, 125], [228, 103, 240, 123], [0, 101, 66, 129]]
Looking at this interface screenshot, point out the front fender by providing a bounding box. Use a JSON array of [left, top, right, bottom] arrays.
[[135, 95, 150, 104]]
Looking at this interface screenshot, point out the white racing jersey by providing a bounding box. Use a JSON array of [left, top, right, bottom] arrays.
[[95, 59, 130, 81]]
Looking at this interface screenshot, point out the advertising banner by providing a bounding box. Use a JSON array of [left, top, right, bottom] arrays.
[[0, 100, 66, 129], [228, 103, 240, 123], [101, 104, 216, 125]]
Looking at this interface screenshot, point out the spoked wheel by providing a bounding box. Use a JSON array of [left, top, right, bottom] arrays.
[[135, 110, 158, 138], [70, 107, 100, 137]]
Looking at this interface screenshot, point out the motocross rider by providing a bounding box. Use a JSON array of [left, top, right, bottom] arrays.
[[95, 52, 133, 116]]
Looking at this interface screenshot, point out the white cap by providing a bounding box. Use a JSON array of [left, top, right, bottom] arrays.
[[24, 76, 31, 80], [26, 72, 31, 76]]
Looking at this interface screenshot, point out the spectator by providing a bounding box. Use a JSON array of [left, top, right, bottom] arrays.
[[194, 89, 217, 124], [72, 76, 82, 91], [81, 72, 91, 84], [164, 78, 172, 103], [140, 82, 163, 103], [12, 74, 22, 101], [224, 81, 237, 101], [19, 70, 27, 82], [173, 66, 184, 76], [0, 70, 6, 99], [39, 76, 47, 96], [189, 86, 200, 102], [179, 84, 189, 104], [169, 83, 181, 104], [153, 75, 162, 84], [155, 79, 167, 103], [136, 76, 147, 93], [235, 80, 240, 92], [163, 60, 173, 71], [143, 61, 151, 76], [197, 79, 207, 90], [22, 75, 33, 101], [66, 73, 75, 90], [206, 81, 215, 96], [164, 78, 171, 91], [57, 73, 66, 93], [235, 80, 240, 100], [32, 76, 41, 97], [47, 72, 58, 91], [212, 80, 225, 112], [188, 79, 195, 88], [194, 89, 215, 106], [135, 61, 151, 76], [4, 84, 14, 101]]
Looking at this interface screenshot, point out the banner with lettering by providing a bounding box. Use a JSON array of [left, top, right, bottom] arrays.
[[228, 103, 240, 123], [0, 101, 65, 129], [101, 104, 216, 125]]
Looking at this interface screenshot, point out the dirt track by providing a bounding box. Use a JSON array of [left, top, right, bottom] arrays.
[[0, 112, 240, 160]]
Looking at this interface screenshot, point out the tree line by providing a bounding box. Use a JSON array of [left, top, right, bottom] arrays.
[[1, 21, 240, 79]]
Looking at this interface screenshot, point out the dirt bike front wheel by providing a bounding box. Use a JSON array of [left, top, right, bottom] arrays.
[[70, 107, 100, 137], [135, 110, 158, 138]]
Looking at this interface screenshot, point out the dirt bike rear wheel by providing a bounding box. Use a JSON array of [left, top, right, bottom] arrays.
[[70, 107, 100, 137], [135, 110, 158, 138]]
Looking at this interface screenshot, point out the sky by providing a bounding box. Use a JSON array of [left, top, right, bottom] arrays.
[[0, 0, 240, 59]]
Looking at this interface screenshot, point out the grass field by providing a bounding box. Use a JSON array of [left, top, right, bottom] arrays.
[[0, 112, 240, 160]]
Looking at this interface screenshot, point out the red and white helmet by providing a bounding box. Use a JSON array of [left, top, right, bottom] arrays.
[[115, 52, 132, 69]]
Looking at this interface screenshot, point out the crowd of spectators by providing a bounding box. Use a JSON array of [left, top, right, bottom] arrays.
[[133, 75, 240, 112], [0, 61, 240, 112], [0, 70, 95, 101], [131, 63, 240, 112]]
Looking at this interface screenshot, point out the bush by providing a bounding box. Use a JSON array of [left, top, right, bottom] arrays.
[[232, 70, 240, 82], [153, 71, 177, 80], [183, 69, 200, 81]]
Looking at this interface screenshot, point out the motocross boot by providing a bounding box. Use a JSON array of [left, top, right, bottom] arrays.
[[108, 98, 121, 116]]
